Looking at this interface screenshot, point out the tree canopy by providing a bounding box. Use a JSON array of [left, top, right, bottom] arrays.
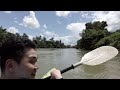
[[0, 26, 70, 48], [77, 21, 120, 51]]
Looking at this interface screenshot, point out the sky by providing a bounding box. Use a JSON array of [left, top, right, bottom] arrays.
[[0, 11, 120, 46]]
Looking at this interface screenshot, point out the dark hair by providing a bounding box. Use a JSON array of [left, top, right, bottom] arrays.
[[0, 36, 36, 73]]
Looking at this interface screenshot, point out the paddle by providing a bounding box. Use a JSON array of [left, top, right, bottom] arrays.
[[43, 46, 118, 79]]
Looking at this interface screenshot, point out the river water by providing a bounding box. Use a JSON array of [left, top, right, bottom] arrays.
[[36, 48, 120, 79]]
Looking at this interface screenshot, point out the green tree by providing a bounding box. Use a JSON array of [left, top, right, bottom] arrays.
[[96, 32, 120, 50], [77, 21, 109, 50], [22, 33, 29, 39]]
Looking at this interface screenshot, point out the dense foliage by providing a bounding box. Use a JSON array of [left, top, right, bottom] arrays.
[[0, 26, 70, 48], [77, 21, 120, 50]]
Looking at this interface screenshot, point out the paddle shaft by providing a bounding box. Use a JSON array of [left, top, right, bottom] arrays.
[[43, 46, 118, 79], [44, 62, 83, 79], [44, 65, 74, 79]]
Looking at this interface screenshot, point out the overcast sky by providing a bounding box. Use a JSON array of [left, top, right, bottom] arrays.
[[0, 11, 120, 45]]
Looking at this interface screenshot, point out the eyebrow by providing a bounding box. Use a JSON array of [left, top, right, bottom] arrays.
[[28, 56, 38, 62], [28, 55, 38, 58]]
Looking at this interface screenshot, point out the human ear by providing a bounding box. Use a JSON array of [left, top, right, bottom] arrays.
[[5, 59, 16, 72]]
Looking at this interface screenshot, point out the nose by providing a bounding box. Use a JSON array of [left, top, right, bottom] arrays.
[[33, 66, 39, 73], [35, 66, 39, 70], [34, 65, 39, 70]]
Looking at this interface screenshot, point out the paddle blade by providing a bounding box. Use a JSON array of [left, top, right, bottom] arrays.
[[80, 46, 118, 66]]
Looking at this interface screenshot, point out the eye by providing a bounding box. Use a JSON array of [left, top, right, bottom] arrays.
[[29, 59, 36, 65], [27, 57, 37, 65]]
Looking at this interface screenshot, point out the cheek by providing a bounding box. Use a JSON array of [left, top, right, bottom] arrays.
[[24, 63, 35, 72], [20, 60, 35, 72]]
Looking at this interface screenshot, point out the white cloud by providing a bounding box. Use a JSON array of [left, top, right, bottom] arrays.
[[40, 34, 44, 38], [44, 31, 58, 37], [45, 31, 52, 36], [66, 23, 85, 34], [19, 23, 23, 26], [57, 21, 62, 24], [64, 22, 86, 45], [43, 24, 47, 29], [14, 17, 18, 24], [92, 11, 120, 32], [42, 30, 59, 41], [54, 36, 71, 45], [56, 11, 79, 17], [28, 35, 34, 40], [42, 29, 80, 45], [54, 35, 80, 46], [22, 11, 40, 29], [56, 11, 71, 17], [14, 17, 17, 20], [44, 22, 85, 45], [60, 36, 72, 45], [3, 11, 12, 13], [62, 11, 120, 45], [81, 12, 89, 18], [80, 11, 95, 19], [7, 27, 19, 34], [14, 20, 19, 24]]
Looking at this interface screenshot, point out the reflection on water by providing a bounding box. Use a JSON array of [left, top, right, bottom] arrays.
[[35, 48, 120, 79]]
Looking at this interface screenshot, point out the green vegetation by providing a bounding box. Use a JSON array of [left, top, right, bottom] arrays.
[[0, 20, 120, 50], [77, 21, 120, 51], [0, 26, 70, 48], [95, 32, 120, 50], [33, 36, 67, 48]]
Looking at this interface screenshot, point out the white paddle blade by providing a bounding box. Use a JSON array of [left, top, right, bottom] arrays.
[[80, 46, 118, 66]]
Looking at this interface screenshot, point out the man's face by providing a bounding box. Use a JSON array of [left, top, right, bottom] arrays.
[[14, 48, 38, 79]]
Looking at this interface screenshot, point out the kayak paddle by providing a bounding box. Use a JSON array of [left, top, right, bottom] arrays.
[[43, 46, 118, 79]]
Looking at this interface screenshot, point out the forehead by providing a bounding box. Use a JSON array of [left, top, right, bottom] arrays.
[[24, 48, 37, 58]]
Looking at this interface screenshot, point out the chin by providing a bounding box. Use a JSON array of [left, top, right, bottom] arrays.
[[31, 75, 36, 79]]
